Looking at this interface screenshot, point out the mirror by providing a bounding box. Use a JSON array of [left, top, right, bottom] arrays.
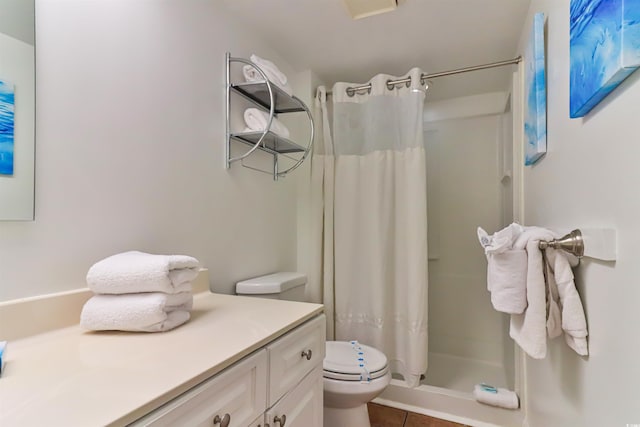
[[0, 0, 35, 220]]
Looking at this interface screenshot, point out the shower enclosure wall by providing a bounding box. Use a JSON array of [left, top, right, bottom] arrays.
[[377, 89, 523, 427]]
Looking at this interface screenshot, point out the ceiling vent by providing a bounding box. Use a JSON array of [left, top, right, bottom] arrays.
[[343, 0, 399, 20]]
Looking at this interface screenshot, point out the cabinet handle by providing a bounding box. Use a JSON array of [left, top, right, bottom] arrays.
[[301, 349, 312, 360], [273, 414, 287, 426], [213, 413, 231, 427]]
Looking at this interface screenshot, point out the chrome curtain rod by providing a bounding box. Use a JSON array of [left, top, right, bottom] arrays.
[[326, 56, 522, 97]]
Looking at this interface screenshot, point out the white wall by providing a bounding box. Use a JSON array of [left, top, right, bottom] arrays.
[[424, 93, 512, 373], [291, 69, 326, 305], [518, 1, 640, 425], [0, 0, 35, 45], [424, 91, 509, 123], [0, 0, 307, 301]]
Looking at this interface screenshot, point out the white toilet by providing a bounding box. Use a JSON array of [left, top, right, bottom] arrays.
[[236, 272, 391, 427]]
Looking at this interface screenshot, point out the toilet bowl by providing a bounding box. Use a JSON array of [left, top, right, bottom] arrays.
[[235, 273, 392, 427], [323, 341, 391, 427]]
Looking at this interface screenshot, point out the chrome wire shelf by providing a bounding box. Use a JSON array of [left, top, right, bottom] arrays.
[[230, 82, 306, 114], [230, 131, 306, 154], [224, 53, 314, 180]]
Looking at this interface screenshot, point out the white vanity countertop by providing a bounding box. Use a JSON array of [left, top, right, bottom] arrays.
[[0, 292, 324, 427]]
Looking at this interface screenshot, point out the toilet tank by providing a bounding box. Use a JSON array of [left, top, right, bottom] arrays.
[[235, 272, 307, 301]]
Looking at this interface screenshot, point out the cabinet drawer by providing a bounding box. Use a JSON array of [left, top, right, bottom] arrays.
[[267, 314, 325, 406], [131, 350, 267, 427], [266, 366, 323, 427]]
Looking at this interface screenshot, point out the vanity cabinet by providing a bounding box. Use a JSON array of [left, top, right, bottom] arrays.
[[0, 291, 325, 427], [131, 314, 325, 427], [130, 350, 267, 426], [264, 366, 323, 427], [267, 311, 325, 407]]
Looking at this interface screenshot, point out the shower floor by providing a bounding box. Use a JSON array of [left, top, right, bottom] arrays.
[[422, 352, 510, 393], [380, 352, 522, 426]]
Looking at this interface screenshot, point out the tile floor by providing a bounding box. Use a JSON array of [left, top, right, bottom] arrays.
[[368, 402, 470, 427]]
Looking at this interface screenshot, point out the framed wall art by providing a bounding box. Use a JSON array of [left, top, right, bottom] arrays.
[[525, 13, 547, 166], [570, 0, 640, 118]]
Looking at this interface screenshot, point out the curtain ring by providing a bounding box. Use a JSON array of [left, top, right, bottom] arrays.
[[346, 87, 355, 97], [386, 80, 395, 90]]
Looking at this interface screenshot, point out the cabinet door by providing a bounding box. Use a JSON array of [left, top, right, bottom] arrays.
[[248, 415, 265, 427], [268, 314, 326, 406], [266, 367, 323, 427], [131, 350, 267, 427]]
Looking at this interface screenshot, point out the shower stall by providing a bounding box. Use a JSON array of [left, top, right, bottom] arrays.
[[376, 79, 524, 427]]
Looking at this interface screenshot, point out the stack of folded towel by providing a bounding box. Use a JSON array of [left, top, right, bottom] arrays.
[[243, 107, 290, 139], [477, 224, 588, 359], [80, 251, 200, 332], [243, 53, 293, 95]]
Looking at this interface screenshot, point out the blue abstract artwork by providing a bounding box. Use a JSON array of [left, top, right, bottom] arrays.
[[0, 79, 15, 175], [524, 13, 547, 166], [570, 0, 640, 118]]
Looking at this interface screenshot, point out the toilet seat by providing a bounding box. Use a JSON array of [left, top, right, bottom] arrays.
[[323, 341, 389, 381]]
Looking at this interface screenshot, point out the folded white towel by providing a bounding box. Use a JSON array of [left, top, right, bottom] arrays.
[[510, 227, 555, 359], [545, 256, 563, 340], [80, 292, 193, 332], [486, 249, 528, 314], [473, 384, 519, 409], [244, 108, 290, 139], [86, 251, 200, 295], [546, 248, 589, 356], [242, 54, 293, 95]]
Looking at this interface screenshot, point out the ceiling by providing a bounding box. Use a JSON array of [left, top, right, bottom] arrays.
[[220, 0, 532, 101]]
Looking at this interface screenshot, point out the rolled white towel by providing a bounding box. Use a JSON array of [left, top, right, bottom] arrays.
[[473, 384, 519, 409], [477, 223, 524, 255], [486, 249, 528, 314], [242, 54, 293, 95], [244, 108, 290, 139], [86, 251, 200, 295], [80, 292, 193, 332]]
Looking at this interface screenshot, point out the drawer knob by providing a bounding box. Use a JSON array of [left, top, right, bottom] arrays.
[[301, 349, 312, 360], [213, 413, 231, 427], [274, 414, 287, 426]]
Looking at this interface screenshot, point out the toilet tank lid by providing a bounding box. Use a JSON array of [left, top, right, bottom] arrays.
[[235, 272, 307, 294]]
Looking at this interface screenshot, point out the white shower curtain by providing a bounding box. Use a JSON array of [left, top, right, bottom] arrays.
[[313, 68, 429, 387]]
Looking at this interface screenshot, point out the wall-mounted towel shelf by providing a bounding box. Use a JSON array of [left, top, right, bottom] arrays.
[[539, 228, 617, 261], [230, 82, 307, 114], [229, 131, 306, 154], [225, 53, 314, 180]]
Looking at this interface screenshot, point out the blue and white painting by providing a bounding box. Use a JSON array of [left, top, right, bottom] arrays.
[[570, 0, 640, 118], [524, 13, 547, 166], [0, 79, 15, 175]]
